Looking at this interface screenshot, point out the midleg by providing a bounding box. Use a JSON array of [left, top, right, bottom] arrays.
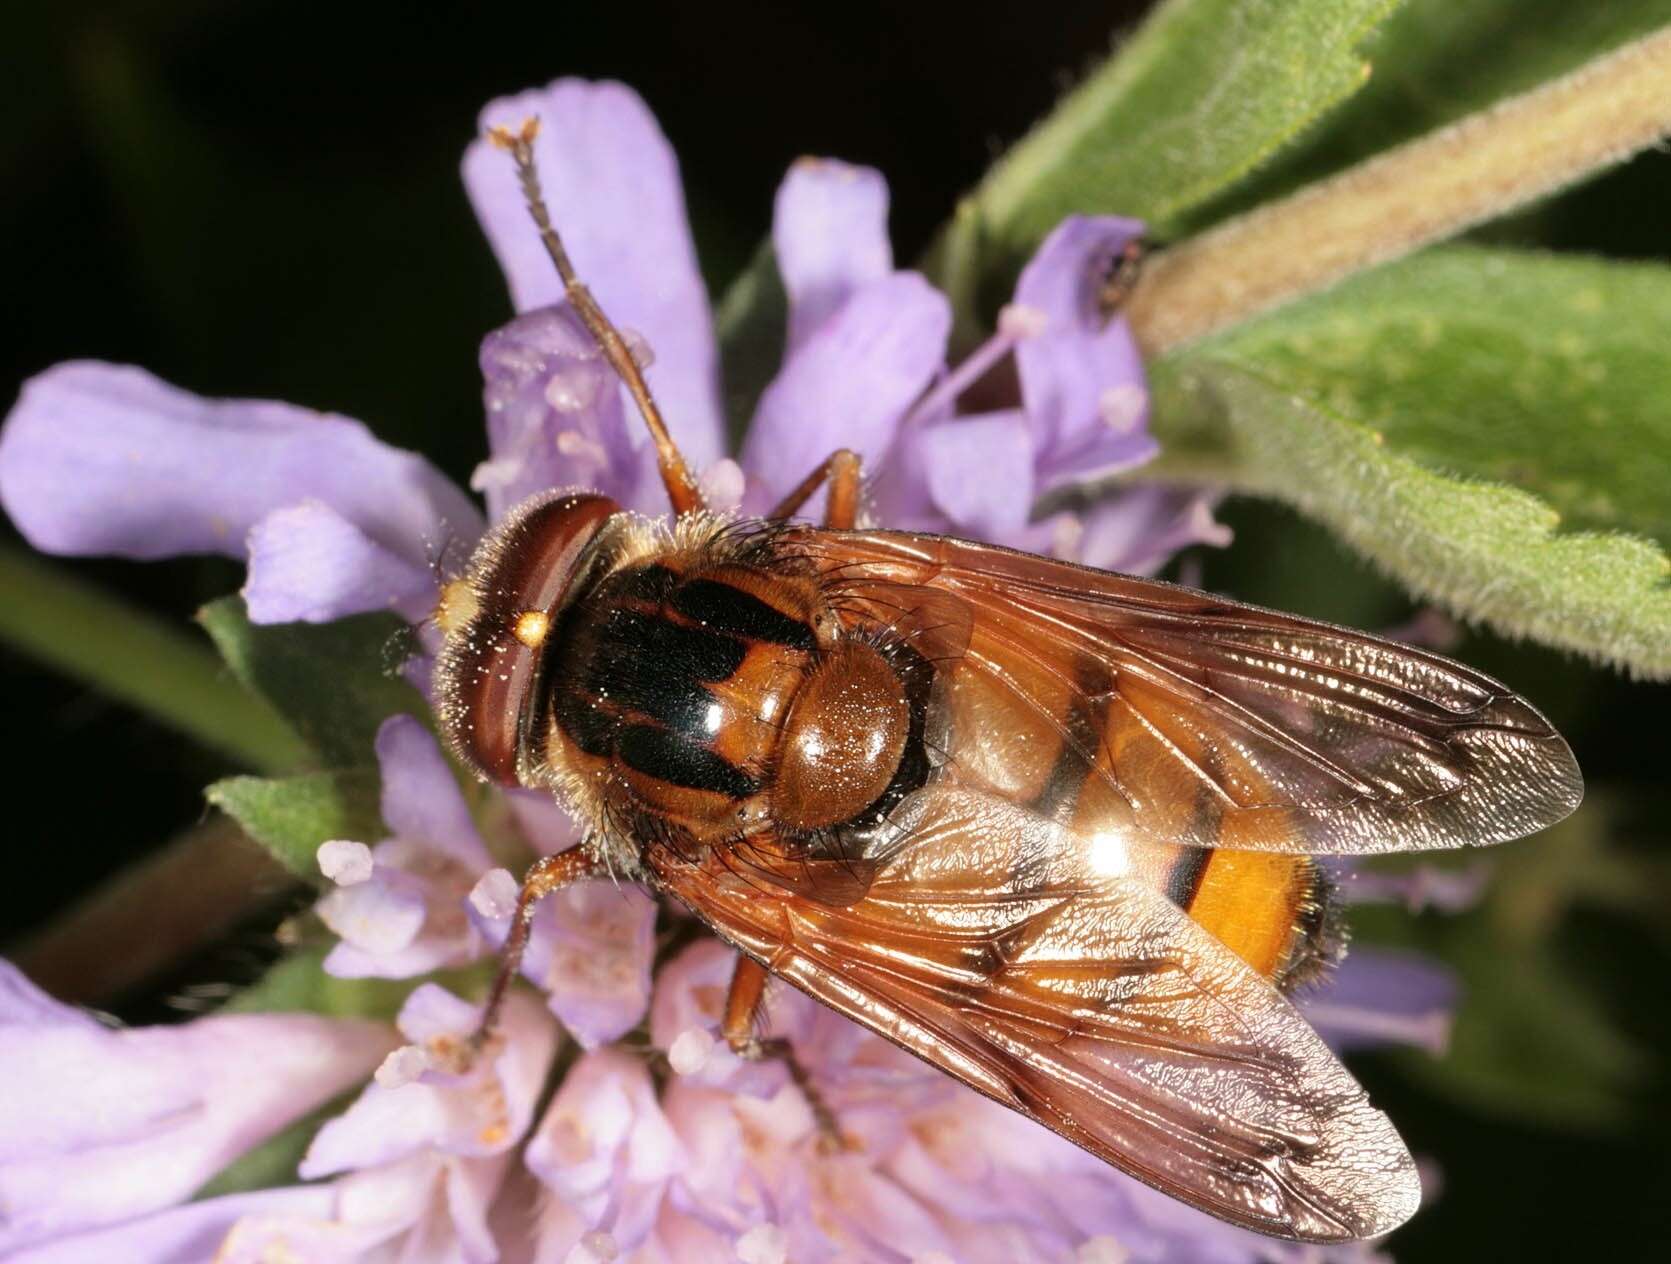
[[765, 449, 862, 528], [721, 954, 843, 1146], [467, 846, 605, 1055]]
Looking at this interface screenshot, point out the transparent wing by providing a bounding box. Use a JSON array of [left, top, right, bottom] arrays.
[[805, 528, 1582, 854], [652, 786, 1420, 1242]]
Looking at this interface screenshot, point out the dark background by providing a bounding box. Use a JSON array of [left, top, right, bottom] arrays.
[[2, 3, 1668, 1260]]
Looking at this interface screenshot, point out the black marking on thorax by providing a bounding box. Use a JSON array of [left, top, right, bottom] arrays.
[[548, 562, 810, 798]]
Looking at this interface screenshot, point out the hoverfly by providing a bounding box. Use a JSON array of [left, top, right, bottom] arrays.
[[434, 120, 1582, 1244]]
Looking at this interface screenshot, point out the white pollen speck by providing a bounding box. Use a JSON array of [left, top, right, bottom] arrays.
[[1097, 384, 1146, 433], [317, 840, 374, 886], [470, 868, 521, 920], [375, 1044, 432, 1090], [470, 455, 521, 492], [545, 367, 603, 413], [556, 430, 609, 464], [669, 1027, 716, 1076], [565, 1232, 620, 1264], [1076, 1237, 1130, 1264], [998, 302, 1048, 339], [912, 1254, 957, 1264], [621, 327, 656, 369], [700, 458, 747, 513], [1050, 513, 1084, 561], [736, 1224, 788, 1264]]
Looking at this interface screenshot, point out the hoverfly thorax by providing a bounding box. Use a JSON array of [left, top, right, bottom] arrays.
[[437, 501, 939, 876]]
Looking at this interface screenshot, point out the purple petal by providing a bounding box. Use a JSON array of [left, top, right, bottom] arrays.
[[474, 876, 657, 1048], [1012, 217, 1154, 495], [1054, 485, 1233, 577], [464, 80, 723, 468], [741, 272, 949, 507], [648, 940, 754, 1092], [527, 1048, 683, 1259], [533, 881, 656, 1048], [1342, 860, 1492, 914], [0, 362, 480, 567], [1302, 947, 1460, 1055], [503, 788, 586, 857], [0, 959, 393, 1253], [244, 501, 439, 624], [375, 715, 490, 869], [0, 961, 100, 1031], [317, 875, 427, 957], [3, 1187, 337, 1264], [301, 989, 556, 1177], [772, 159, 893, 350], [919, 411, 1036, 538], [475, 305, 650, 521]]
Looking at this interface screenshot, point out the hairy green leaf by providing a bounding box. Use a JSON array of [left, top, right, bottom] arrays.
[[1194, 248, 1671, 540], [206, 769, 384, 880], [1194, 0, 1671, 225], [1149, 248, 1671, 677], [970, 0, 1401, 259], [198, 598, 424, 767]]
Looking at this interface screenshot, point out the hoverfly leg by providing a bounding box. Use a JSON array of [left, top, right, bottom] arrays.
[[766, 448, 863, 529], [466, 846, 606, 1059], [722, 955, 848, 1152], [487, 119, 706, 517]]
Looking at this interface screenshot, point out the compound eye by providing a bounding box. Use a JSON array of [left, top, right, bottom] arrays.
[[434, 492, 617, 784]]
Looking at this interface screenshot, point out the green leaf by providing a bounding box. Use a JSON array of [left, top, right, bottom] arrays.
[[198, 597, 425, 766], [969, 0, 1401, 258], [1401, 933, 1647, 1129], [1149, 247, 1671, 677], [206, 769, 384, 880], [0, 545, 308, 772], [1192, 0, 1671, 225]]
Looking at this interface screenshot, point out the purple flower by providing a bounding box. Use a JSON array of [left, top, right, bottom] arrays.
[[0, 76, 1456, 1263], [315, 714, 657, 1048], [0, 960, 395, 1257], [524, 940, 1399, 1264]]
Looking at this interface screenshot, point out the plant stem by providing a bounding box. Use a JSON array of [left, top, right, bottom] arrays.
[[1124, 25, 1671, 354], [0, 544, 308, 772], [10, 816, 294, 1005]]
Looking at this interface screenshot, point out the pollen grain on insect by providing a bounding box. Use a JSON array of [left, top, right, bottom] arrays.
[[514, 609, 551, 648]]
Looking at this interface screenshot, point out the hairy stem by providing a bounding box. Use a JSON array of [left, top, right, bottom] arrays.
[[0, 545, 307, 773], [1125, 24, 1671, 354], [11, 816, 294, 1005]]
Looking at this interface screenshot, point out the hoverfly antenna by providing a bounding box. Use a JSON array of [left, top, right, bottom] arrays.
[[487, 118, 706, 516]]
